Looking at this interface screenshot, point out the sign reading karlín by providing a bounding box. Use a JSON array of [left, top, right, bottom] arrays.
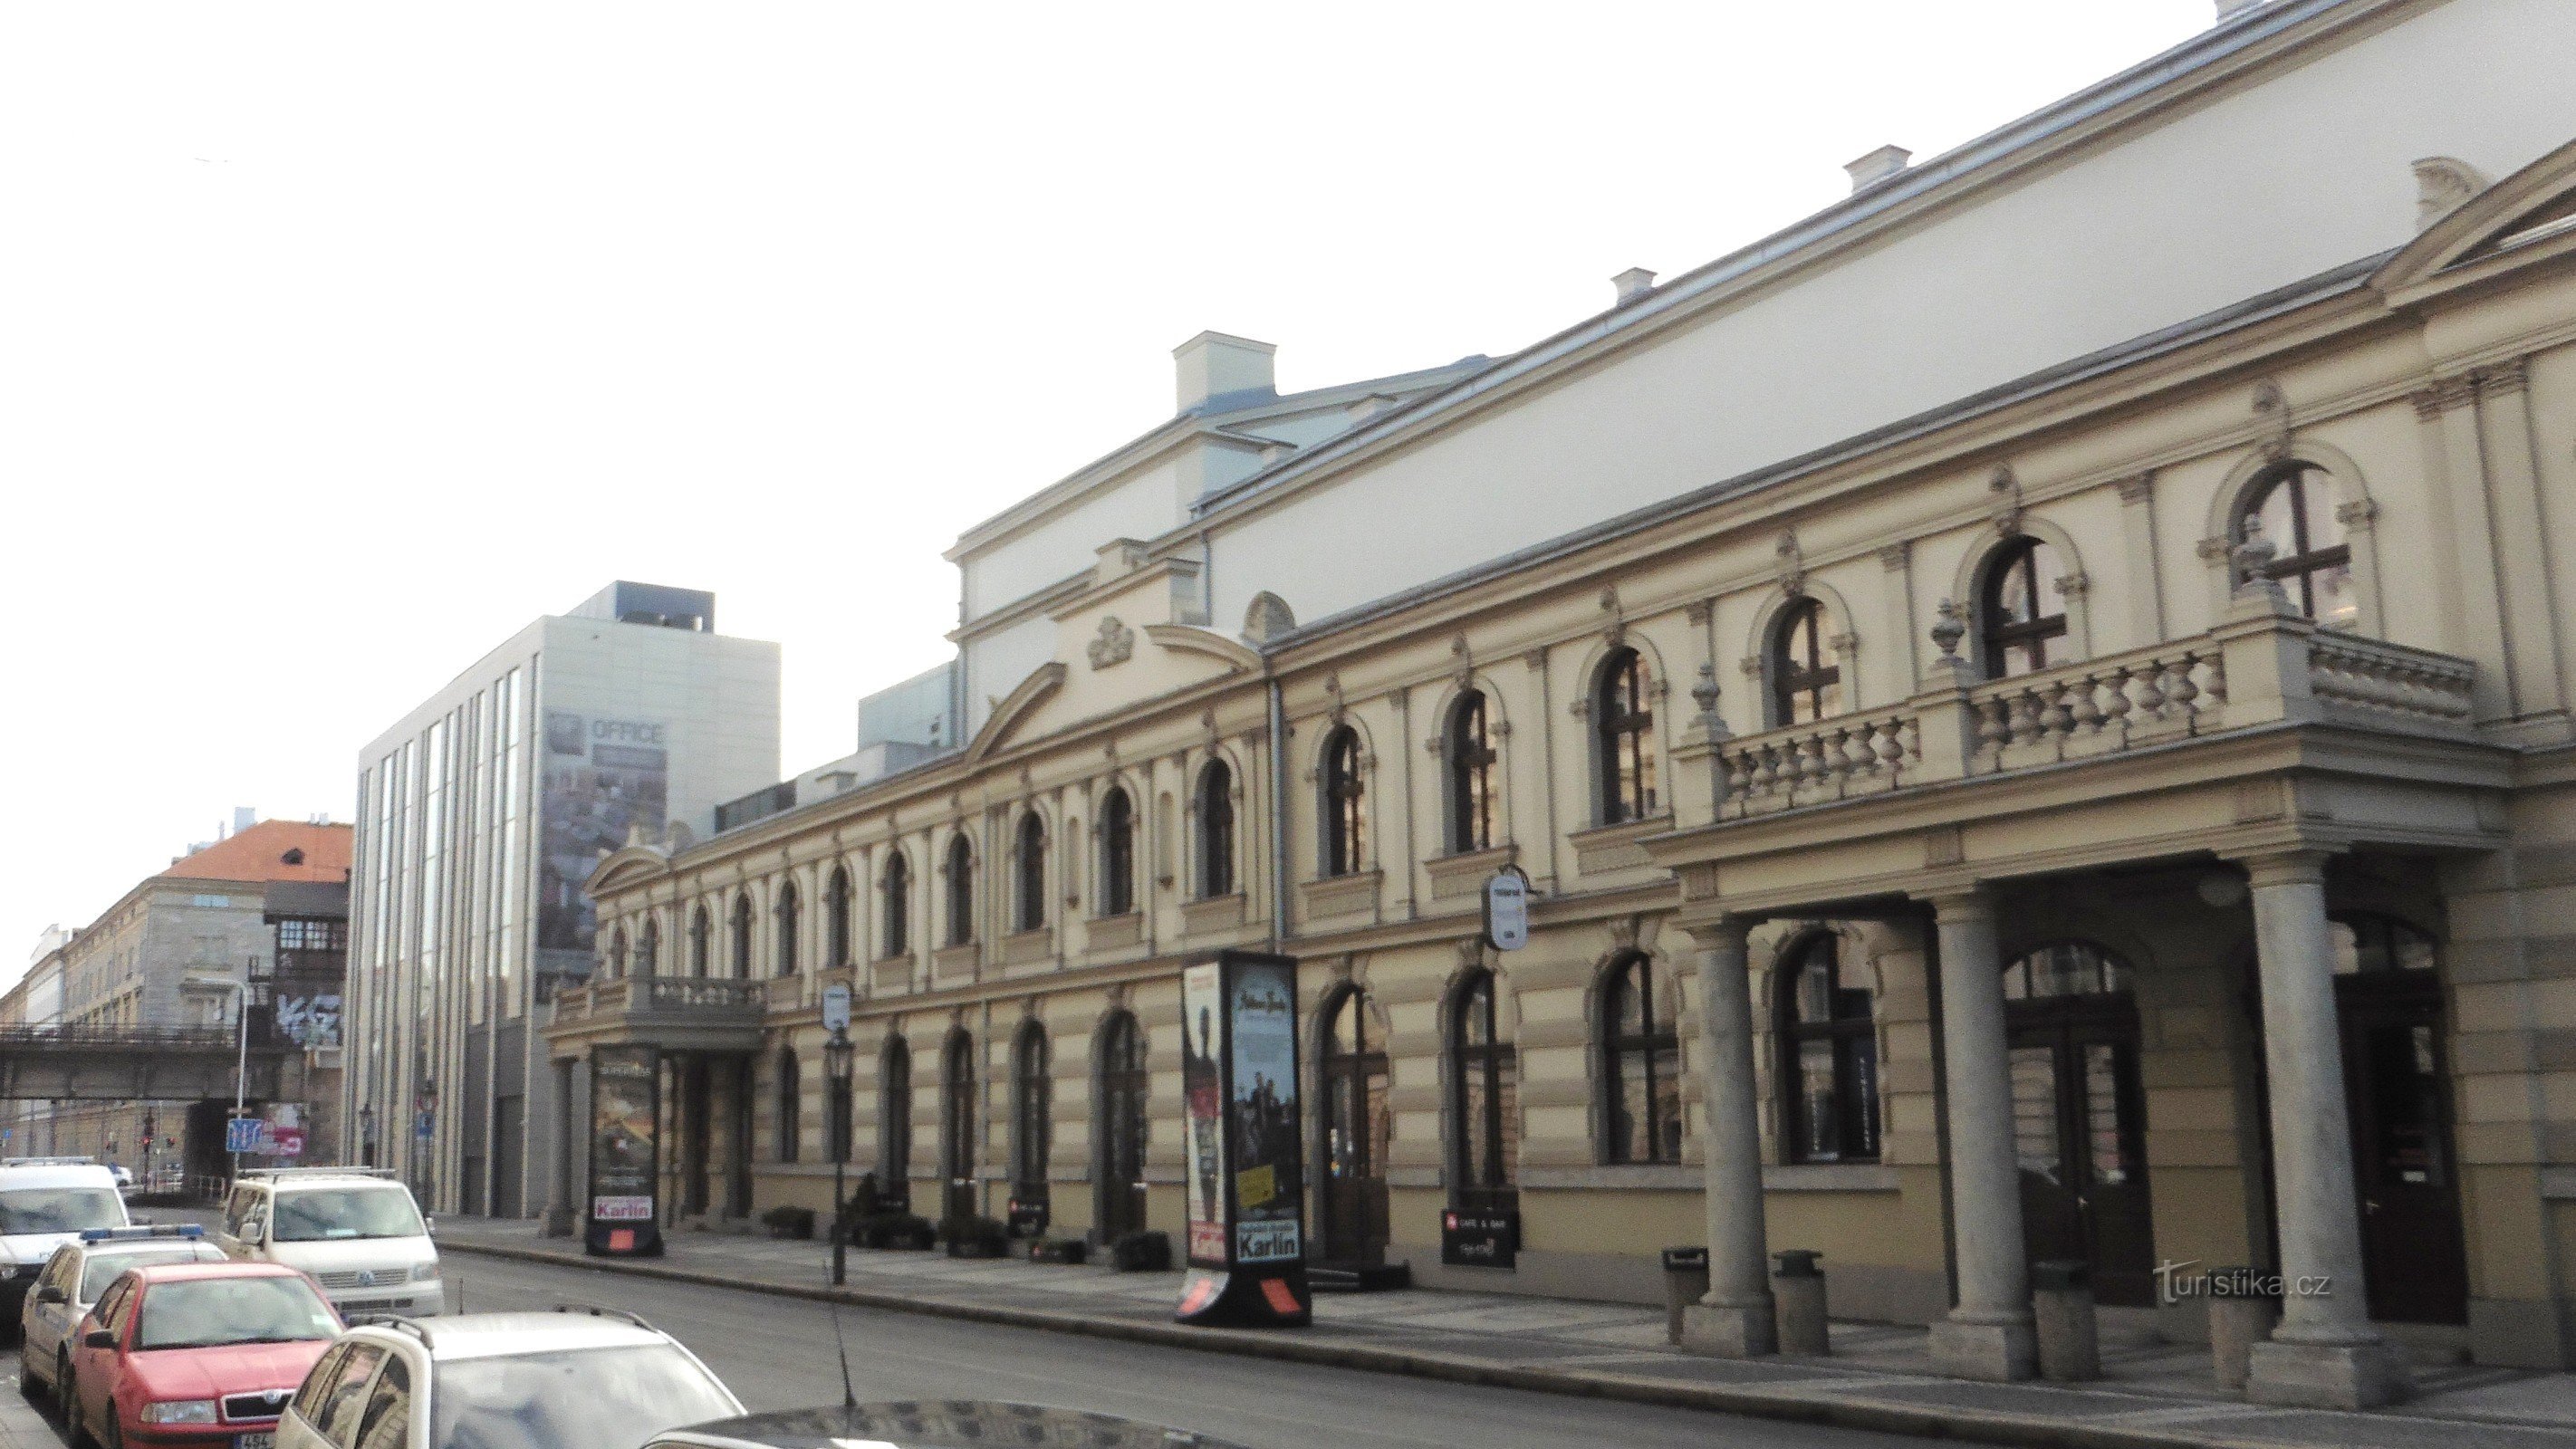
[[585, 1044, 663, 1258], [1175, 950, 1311, 1329]]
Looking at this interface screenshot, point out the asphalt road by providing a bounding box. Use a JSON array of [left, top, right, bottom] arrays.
[[0, 1243, 1928, 1448]]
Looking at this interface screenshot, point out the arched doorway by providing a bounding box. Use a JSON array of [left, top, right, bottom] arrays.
[[2331, 913, 2467, 1325], [1094, 1012, 1149, 1242], [2004, 941, 2154, 1306], [1317, 985, 1390, 1265], [940, 1030, 977, 1223]]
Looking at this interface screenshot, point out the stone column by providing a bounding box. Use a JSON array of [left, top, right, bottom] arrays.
[[1680, 915, 1775, 1357], [1928, 888, 2037, 1381], [2241, 851, 2410, 1408]]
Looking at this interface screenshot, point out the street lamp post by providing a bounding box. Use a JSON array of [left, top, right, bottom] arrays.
[[824, 1028, 854, 1288]]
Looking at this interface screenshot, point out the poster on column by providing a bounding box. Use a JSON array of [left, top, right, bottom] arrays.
[[1175, 950, 1310, 1329], [585, 1044, 664, 1257]]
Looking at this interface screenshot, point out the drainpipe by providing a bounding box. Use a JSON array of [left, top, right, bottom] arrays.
[[1267, 672, 1290, 951]]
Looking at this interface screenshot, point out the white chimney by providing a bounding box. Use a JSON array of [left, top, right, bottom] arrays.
[[1173, 331, 1278, 414], [2216, 0, 2266, 19], [1611, 267, 1658, 305], [233, 806, 257, 836], [1844, 145, 1913, 193]]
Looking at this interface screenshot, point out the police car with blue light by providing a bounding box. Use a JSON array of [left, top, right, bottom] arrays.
[[0, 1157, 130, 1331]]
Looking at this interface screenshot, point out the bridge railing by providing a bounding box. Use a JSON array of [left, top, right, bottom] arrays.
[[0, 1025, 244, 1050]]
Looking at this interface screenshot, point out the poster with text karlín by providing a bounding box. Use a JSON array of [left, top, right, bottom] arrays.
[[585, 1043, 663, 1257], [1228, 955, 1302, 1264], [1182, 962, 1228, 1265]]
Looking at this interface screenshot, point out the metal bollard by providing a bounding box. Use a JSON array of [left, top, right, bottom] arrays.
[[2206, 1271, 2282, 1396], [1772, 1250, 1830, 1356], [1660, 1247, 1710, 1345], [2031, 1260, 2100, 1381]]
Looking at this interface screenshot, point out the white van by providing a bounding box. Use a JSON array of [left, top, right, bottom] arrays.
[[214, 1167, 444, 1319], [0, 1158, 130, 1324]]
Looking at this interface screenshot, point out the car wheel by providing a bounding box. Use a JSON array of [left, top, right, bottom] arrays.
[[60, 1364, 90, 1449], [101, 1410, 122, 1449], [14, 1342, 36, 1402], [53, 1352, 69, 1423]]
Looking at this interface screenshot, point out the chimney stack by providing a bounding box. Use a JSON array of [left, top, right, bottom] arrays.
[[233, 806, 257, 837], [1172, 331, 1278, 415], [1844, 145, 1913, 193], [1611, 267, 1658, 305]]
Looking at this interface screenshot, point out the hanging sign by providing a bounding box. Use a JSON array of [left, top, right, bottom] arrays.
[[1174, 950, 1311, 1329], [585, 1044, 664, 1257], [1483, 869, 1531, 952], [821, 983, 852, 1034]]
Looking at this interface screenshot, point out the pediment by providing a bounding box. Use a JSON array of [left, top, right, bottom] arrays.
[[1144, 623, 1260, 672], [586, 845, 673, 896], [2373, 139, 2576, 306], [964, 662, 1067, 765]]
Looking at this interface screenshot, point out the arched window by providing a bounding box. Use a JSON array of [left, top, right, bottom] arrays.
[[941, 1030, 978, 1221], [1322, 726, 1367, 877], [1011, 1021, 1052, 1202], [2237, 464, 2356, 627], [774, 1047, 801, 1164], [1449, 969, 1518, 1209], [1014, 812, 1048, 932], [2002, 940, 2132, 1000], [1096, 1011, 1149, 1238], [944, 835, 974, 947], [688, 905, 711, 977], [881, 850, 911, 958], [729, 895, 754, 980], [1197, 760, 1235, 898], [1446, 692, 1497, 854], [1600, 954, 1680, 1165], [1595, 649, 1658, 824], [824, 867, 851, 968], [634, 916, 658, 979], [773, 879, 800, 978], [1777, 934, 1879, 1164], [2330, 913, 2437, 975], [879, 1035, 913, 1193], [1979, 535, 2068, 680], [1768, 599, 1844, 727], [1099, 787, 1136, 917], [606, 926, 628, 981]]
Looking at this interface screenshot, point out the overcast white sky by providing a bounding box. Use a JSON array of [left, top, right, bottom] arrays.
[[0, 1, 2215, 980]]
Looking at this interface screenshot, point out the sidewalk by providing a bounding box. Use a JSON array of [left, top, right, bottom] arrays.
[[436, 1216, 2576, 1449]]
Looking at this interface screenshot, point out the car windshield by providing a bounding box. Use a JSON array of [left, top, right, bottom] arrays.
[[134, 1276, 341, 1350], [272, 1187, 425, 1242], [431, 1345, 737, 1449], [82, 1249, 217, 1301], [0, 1188, 122, 1236]]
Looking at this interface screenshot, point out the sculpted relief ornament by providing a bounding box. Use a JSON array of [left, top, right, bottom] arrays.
[[1087, 615, 1135, 669]]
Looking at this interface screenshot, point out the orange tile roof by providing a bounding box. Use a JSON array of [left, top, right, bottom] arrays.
[[160, 820, 353, 885]]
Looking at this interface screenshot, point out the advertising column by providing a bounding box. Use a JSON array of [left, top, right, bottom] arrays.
[[585, 1044, 663, 1256], [1176, 950, 1310, 1328]]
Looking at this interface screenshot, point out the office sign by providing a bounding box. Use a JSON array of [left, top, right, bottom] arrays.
[[1483, 869, 1531, 952], [1175, 950, 1310, 1329], [585, 1044, 664, 1257]]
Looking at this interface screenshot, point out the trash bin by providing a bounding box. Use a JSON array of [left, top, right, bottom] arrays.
[[2031, 1259, 2100, 1381], [2206, 1268, 2281, 1396], [1660, 1246, 1710, 1345], [1772, 1250, 1829, 1355]]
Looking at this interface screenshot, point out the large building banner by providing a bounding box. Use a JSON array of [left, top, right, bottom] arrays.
[[585, 1044, 663, 1257], [538, 712, 670, 963], [1176, 950, 1310, 1329]]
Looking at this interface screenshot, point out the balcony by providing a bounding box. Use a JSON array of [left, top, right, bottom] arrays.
[[543, 974, 769, 1060], [1675, 590, 2480, 827]]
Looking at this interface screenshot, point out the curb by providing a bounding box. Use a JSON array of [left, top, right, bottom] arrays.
[[437, 1237, 2467, 1449]]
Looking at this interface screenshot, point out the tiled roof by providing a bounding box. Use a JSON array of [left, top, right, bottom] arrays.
[[160, 820, 352, 884]]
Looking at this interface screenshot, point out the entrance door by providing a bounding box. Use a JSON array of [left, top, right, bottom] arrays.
[[679, 1058, 711, 1217], [1319, 988, 1390, 1264], [1096, 1012, 1150, 1242], [2332, 915, 2469, 1324], [2003, 943, 2156, 1307], [941, 1031, 979, 1223], [725, 1060, 755, 1219]]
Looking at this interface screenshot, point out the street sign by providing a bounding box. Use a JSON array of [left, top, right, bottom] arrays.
[[1483, 869, 1531, 952], [224, 1118, 268, 1154], [414, 1110, 435, 1142], [821, 983, 852, 1034], [268, 1127, 306, 1159]]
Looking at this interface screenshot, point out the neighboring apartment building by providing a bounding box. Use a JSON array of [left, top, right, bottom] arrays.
[[342, 581, 780, 1219], [565, 0, 2576, 1406], [30, 820, 352, 1176], [1, 933, 69, 1156]]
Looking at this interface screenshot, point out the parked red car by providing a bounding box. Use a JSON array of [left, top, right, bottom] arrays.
[[62, 1260, 342, 1448]]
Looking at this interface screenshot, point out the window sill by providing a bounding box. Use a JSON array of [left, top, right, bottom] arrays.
[[1423, 843, 1518, 902], [1300, 869, 1381, 921], [1179, 893, 1246, 936], [1763, 1163, 1898, 1193], [1087, 912, 1143, 953], [1567, 814, 1672, 875], [1001, 927, 1054, 967], [1518, 1164, 1697, 1191], [869, 955, 912, 994], [931, 943, 978, 986]]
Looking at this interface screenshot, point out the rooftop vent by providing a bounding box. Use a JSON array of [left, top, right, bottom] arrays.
[[1611, 267, 1658, 305], [1173, 331, 1278, 415], [1844, 145, 1913, 193]]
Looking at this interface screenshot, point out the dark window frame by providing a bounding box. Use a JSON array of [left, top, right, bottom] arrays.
[[1978, 535, 2068, 680], [1014, 812, 1048, 932], [2237, 463, 2354, 622], [1322, 727, 1367, 878], [824, 867, 851, 968], [772, 880, 800, 978], [687, 905, 710, 977], [879, 1035, 912, 1185], [1197, 760, 1235, 898], [774, 1048, 801, 1165], [881, 850, 911, 959], [1448, 968, 1517, 1206], [729, 895, 754, 980], [1100, 787, 1136, 917], [944, 835, 974, 948], [1011, 1020, 1051, 1196], [1775, 932, 1881, 1165], [1595, 650, 1658, 825], [1600, 953, 1681, 1166], [1768, 597, 1843, 727], [1446, 691, 1497, 854]]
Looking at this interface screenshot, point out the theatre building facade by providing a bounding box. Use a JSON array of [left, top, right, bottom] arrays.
[[553, 0, 2576, 1407]]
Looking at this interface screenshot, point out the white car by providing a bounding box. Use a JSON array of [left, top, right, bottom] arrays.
[[275, 1310, 742, 1449], [215, 1168, 446, 1319], [0, 1157, 129, 1329], [15, 1223, 225, 1402]]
